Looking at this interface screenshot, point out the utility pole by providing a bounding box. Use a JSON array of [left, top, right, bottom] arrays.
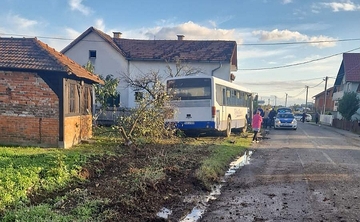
[[323, 76, 328, 114], [274, 96, 277, 106], [305, 85, 309, 110], [285, 93, 288, 107]]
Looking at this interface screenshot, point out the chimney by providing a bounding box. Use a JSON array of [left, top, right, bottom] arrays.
[[113, 32, 122, 39], [177, 35, 184, 40]]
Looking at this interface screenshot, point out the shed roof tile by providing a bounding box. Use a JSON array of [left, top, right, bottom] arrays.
[[0, 38, 103, 84]]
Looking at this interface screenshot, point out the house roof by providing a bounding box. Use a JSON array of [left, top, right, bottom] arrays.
[[61, 26, 237, 67], [0, 38, 104, 84], [343, 53, 360, 82], [334, 61, 344, 86], [334, 53, 360, 85], [312, 86, 334, 98], [113, 38, 237, 62]]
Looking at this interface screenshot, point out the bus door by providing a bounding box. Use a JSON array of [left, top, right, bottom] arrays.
[[221, 88, 227, 130]]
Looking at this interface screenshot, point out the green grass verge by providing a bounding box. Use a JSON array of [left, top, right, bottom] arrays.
[[195, 135, 250, 189]]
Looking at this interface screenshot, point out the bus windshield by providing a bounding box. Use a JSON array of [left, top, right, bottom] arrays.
[[167, 78, 211, 100]]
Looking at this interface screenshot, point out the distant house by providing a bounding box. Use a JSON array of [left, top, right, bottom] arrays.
[[61, 26, 238, 109], [0, 38, 104, 148], [332, 53, 360, 120], [313, 86, 335, 114]]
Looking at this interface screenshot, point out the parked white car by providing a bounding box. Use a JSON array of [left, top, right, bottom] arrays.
[[294, 113, 312, 122]]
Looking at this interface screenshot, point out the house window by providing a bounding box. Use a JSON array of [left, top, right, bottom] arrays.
[[357, 84, 360, 93], [107, 93, 120, 107], [89, 50, 96, 58], [135, 91, 143, 101]]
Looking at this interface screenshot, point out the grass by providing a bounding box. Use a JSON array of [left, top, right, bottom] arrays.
[[195, 135, 250, 188], [0, 127, 252, 221]]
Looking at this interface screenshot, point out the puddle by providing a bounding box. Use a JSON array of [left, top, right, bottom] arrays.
[[157, 150, 253, 221], [156, 207, 172, 219]]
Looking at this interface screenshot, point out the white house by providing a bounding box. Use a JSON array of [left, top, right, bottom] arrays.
[[332, 53, 360, 120], [61, 27, 238, 108]]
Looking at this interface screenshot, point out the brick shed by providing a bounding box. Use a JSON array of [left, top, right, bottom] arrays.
[[0, 38, 104, 148]]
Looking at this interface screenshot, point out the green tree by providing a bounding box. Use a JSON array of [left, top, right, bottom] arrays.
[[83, 61, 119, 110], [93, 74, 120, 109], [338, 91, 360, 121], [118, 70, 175, 144], [83, 61, 120, 124], [117, 60, 202, 144]]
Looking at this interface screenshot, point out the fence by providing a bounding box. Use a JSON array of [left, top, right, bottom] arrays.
[[332, 118, 360, 134], [95, 107, 132, 126]]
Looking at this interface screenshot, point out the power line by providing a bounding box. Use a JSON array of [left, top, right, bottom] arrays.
[[2, 32, 359, 72], [238, 38, 360, 46], [238, 46, 360, 71], [309, 80, 325, 88], [1, 32, 360, 46]]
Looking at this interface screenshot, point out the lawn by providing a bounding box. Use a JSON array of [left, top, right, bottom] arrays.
[[0, 128, 251, 221]]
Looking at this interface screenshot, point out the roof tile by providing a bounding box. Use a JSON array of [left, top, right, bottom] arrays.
[[343, 53, 360, 82], [0, 38, 103, 84], [61, 26, 237, 65]]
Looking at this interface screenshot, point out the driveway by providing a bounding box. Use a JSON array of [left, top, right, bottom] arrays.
[[200, 122, 360, 221]]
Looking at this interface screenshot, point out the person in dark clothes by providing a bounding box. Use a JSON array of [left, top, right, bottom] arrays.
[[315, 111, 320, 124], [257, 106, 264, 117], [268, 107, 277, 128], [302, 111, 306, 123]]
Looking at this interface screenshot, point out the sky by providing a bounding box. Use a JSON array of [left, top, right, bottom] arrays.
[[1, 0, 360, 106]]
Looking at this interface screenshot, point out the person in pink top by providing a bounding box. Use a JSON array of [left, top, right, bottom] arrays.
[[252, 110, 263, 143]]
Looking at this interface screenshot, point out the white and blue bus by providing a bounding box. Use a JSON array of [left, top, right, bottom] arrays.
[[165, 75, 251, 137]]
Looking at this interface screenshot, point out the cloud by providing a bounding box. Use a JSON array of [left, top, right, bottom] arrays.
[[252, 29, 336, 48], [320, 0, 360, 11], [7, 13, 38, 29], [282, 0, 293, 4], [143, 21, 244, 43], [238, 48, 288, 60], [65, 27, 81, 39], [68, 0, 92, 15], [94, 18, 105, 31], [0, 13, 40, 37]]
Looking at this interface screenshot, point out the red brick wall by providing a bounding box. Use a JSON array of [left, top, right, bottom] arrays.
[[314, 88, 334, 113], [0, 116, 59, 146], [64, 115, 93, 148], [0, 71, 60, 147]]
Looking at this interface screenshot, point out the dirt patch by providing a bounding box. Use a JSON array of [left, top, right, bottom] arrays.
[[29, 140, 213, 221]]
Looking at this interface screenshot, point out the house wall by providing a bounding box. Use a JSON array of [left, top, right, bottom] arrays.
[[126, 60, 232, 107], [314, 89, 334, 113], [63, 115, 92, 149], [63, 32, 129, 107], [0, 70, 60, 147], [63, 34, 233, 108]]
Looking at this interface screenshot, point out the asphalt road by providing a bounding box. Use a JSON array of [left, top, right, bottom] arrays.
[[200, 122, 360, 222]]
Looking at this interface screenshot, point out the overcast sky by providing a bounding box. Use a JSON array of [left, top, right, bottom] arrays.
[[1, 0, 360, 106]]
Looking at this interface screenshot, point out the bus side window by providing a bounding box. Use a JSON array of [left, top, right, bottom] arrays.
[[226, 90, 231, 98], [216, 84, 223, 105]]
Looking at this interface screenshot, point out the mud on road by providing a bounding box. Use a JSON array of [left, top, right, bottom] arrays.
[[200, 123, 360, 221]]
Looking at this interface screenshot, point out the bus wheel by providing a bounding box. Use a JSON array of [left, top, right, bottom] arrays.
[[225, 117, 231, 137]]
